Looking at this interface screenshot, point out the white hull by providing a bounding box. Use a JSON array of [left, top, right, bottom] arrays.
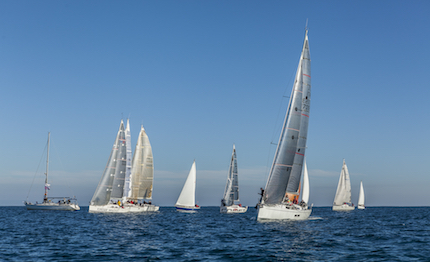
[[88, 204, 159, 213], [257, 204, 311, 220], [25, 203, 80, 211], [175, 205, 200, 213], [358, 205, 365, 210], [332, 204, 355, 211], [220, 205, 248, 214]]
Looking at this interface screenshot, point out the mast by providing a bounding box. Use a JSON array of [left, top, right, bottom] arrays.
[[44, 132, 50, 202]]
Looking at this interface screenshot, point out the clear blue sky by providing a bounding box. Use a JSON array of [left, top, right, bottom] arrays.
[[1, 1, 429, 207]]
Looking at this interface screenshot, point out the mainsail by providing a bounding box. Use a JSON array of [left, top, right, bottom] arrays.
[[333, 159, 352, 206], [263, 30, 311, 205], [176, 161, 196, 207], [123, 119, 133, 198], [222, 145, 239, 206], [91, 120, 125, 205], [130, 126, 154, 200]]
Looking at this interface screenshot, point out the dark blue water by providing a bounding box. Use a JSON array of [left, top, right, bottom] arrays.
[[0, 207, 429, 261]]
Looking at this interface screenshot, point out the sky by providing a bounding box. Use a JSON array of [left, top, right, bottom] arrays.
[[1, 1, 429, 207]]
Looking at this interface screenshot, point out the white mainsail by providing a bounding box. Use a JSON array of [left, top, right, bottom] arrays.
[[333, 159, 353, 206], [130, 126, 154, 200], [122, 119, 133, 199], [358, 181, 365, 209], [176, 161, 197, 208]]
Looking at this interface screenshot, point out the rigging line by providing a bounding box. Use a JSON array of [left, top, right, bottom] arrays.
[[26, 141, 48, 201]]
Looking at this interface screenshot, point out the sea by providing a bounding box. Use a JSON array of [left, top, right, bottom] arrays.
[[0, 206, 429, 261]]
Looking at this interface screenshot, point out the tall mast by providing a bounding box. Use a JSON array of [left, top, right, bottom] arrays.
[[44, 132, 50, 202]]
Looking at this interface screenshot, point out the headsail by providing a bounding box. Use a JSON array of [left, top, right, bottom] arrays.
[[301, 159, 310, 204], [130, 126, 154, 200], [263, 30, 311, 205], [333, 159, 352, 206], [358, 181, 365, 206], [91, 120, 125, 205], [222, 145, 239, 206]]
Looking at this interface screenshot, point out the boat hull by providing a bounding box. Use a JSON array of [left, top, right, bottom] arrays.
[[25, 203, 80, 211], [358, 205, 365, 210], [332, 204, 355, 211], [175, 205, 200, 213], [88, 204, 159, 213], [257, 204, 311, 220], [220, 205, 248, 214]]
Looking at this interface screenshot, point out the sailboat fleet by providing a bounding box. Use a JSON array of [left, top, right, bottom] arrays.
[[24, 28, 368, 218]]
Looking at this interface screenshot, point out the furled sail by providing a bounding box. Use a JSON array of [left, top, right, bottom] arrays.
[[90, 120, 125, 205], [333, 159, 352, 206], [263, 31, 311, 205], [130, 126, 154, 200], [222, 145, 239, 206], [176, 161, 196, 207]]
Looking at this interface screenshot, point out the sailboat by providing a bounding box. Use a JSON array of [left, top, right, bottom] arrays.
[[89, 119, 159, 213], [358, 181, 365, 209], [220, 145, 248, 213], [257, 29, 312, 220], [25, 132, 80, 211], [332, 159, 355, 211], [175, 161, 200, 212]]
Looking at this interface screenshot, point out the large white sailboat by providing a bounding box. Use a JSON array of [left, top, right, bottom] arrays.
[[175, 161, 200, 212], [25, 133, 80, 211], [358, 181, 365, 209], [220, 145, 248, 213], [257, 30, 312, 220], [332, 159, 355, 211], [89, 120, 159, 213]]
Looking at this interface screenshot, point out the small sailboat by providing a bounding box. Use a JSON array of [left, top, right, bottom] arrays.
[[358, 181, 365, 209], [89, 120, 159, 213], [257, 29, 312, 220], [332, 159, 355, 211], [25, 132, 80, 211], [220, 145, 248, 213], [175, 161, 200, 212]]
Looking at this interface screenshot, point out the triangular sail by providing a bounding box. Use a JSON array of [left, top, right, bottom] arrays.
[[90, 120, 125, 205], [130, 126, 154, 200], [358, 181, 365, 206], [176, 161, 196, 207], [222, 145, 239, 206], [110, 121, 127, 199], [333, 159, 352, 206], [122, 119, 133, 199], [263, 30, 311, 205], [301, 159, 310, 204]]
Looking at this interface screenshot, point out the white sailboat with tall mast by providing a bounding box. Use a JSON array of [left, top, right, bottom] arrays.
[[89, 119, 159, 213], [25, 132, 80, 211], [220, 145, 248, 213], [175, 161, 200, 212], [332, 159, 355, 211], [257, 29, 312, 220], [358, 181, 365, 209]]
